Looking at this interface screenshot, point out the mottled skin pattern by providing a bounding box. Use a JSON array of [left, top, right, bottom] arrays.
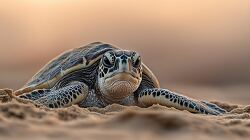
[[13, 42, 226, 115]]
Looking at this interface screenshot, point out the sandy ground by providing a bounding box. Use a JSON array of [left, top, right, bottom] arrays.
[[0, 1, 250, 140], [0, 97, 249, 140]]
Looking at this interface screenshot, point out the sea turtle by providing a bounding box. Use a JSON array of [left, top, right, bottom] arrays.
[[3, 42, 226, 115]]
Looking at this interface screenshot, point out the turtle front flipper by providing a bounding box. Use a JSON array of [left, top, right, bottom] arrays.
[[19, 89, 51, 101], [138, 88, 226, 115], [19, 81, 89, 108]]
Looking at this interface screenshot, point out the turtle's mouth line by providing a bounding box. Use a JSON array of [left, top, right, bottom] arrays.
[[105, 72, 139, 81], [104, 72, 139, 89]]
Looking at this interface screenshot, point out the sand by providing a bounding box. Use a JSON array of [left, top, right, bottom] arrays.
[[0, 1, 250, 139], [0, 98, 249, 140]]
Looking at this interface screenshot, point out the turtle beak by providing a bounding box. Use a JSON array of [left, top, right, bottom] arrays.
[[119, 58, 132, 73]]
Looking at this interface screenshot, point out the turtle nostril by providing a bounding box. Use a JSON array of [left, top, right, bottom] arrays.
[[122, 59, 126, 64]]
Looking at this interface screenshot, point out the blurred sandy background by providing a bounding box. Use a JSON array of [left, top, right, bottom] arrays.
[[0, 0, 250, 105]]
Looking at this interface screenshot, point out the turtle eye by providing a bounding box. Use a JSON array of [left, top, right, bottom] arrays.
[[103, 56, 113, 67], [133, 56, 141, 68]]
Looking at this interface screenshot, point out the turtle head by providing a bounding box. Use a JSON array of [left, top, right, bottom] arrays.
[[97, 50, 143, 101]]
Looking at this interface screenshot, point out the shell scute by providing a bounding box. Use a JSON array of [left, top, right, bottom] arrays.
[[25, 42, 116, 88]]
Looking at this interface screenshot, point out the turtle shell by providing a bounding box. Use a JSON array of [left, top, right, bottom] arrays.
[[15, 42, 117, 95], [15, 42, 159, 95]]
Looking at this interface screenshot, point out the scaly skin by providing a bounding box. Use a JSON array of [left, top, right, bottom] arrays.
[[0, 43, 226, 115]]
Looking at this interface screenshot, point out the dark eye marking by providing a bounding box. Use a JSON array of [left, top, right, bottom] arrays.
[[103, 56, 113, 67], [133, 56, 141, 67]]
